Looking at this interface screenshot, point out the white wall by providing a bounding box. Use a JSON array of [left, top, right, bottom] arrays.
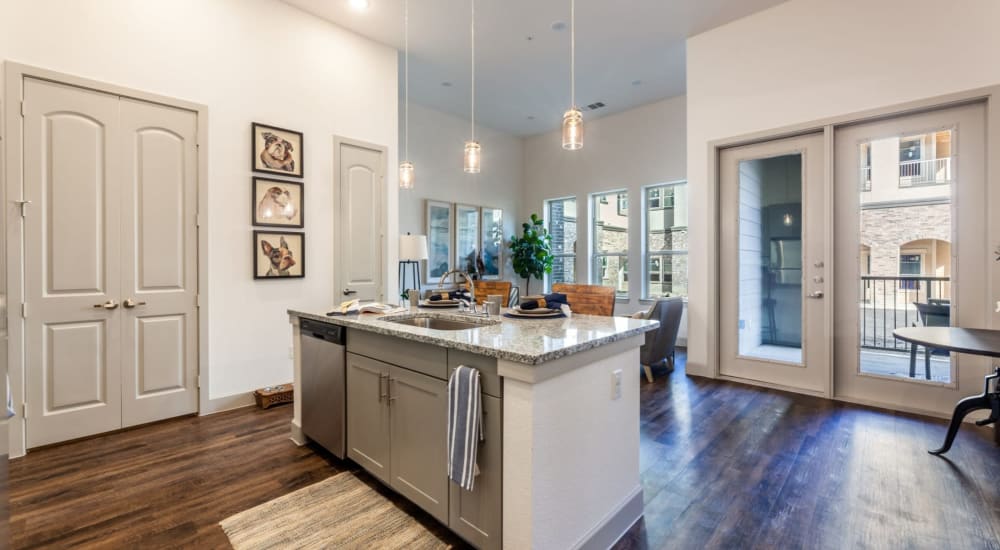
[[0, 0, 399, 401], [398, 103, 522, 288], [685, 0, 1000, 377], [521, 96, 688, 330]]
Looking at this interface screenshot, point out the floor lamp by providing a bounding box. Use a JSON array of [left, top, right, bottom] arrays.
[[399, 233, 429, 300]]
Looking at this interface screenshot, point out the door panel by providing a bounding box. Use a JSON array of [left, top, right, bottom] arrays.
[[834, 102, 988, 414], [389, 364, 449, 524], [120, 98, 199, 427], [23, 77, 122, 447], [339, 142, 384, 302], [449, 393, 502, 550], [719, 133, 829, 393], [346, 353, 391, 483]]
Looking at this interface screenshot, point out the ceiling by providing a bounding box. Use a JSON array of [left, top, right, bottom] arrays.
[[282, 0, 787, 136]]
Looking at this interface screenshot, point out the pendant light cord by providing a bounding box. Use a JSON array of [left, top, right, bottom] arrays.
[[404, 0, 409, 160], [470, 0, 476, 142], [570, 0, 575, 110]]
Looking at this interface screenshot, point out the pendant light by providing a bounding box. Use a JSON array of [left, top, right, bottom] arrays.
[[399, 0, 415, 189], [561, 0, 583, 150], [463, 0, 481, 174]]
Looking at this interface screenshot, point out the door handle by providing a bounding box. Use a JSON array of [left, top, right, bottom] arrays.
[[93, 300, 119, 310], [122, 298, 147, 309], [807, 291, 824, 299], [343, 289, 357, 296]]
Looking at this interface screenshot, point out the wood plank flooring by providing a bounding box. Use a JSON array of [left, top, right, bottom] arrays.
[[8, 352, 1000, 549]]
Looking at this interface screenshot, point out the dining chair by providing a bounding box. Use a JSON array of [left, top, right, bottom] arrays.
[[551, 283, 616, 316], [910, 301, 951, 379], [463, 280, 512, 306]]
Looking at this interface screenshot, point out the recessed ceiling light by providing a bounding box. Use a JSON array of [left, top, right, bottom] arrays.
[[551, 21, 567, 31], [441, 81, 452, 87], [349, 0, 370, 12], [632, 79, 642, 86]]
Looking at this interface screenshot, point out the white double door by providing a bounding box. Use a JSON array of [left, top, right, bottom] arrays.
[[22, 77, 199, 448]]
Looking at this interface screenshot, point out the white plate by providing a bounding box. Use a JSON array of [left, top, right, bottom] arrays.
[[506, 308, 564, 318]]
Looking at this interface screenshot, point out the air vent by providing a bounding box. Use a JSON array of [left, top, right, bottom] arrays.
[[586, 102, 606, 111]]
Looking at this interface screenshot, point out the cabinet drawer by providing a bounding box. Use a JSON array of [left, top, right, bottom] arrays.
[[449, 394, 502, 550], [448, 350, 502, 398], [348, 330, 447, 380]]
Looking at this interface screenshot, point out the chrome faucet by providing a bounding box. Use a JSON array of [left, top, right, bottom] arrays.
[[438, 269, 487, 316]]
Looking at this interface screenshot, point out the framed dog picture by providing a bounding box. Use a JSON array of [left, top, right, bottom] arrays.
[[252, 178, 303, 228], [252, 122, 304, 178], [254, 231, 305, 279]]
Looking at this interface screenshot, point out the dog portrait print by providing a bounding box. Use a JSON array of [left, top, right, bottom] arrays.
[[252, 123, 304, 178], [254, 231, 305, 279], [253, 178, 303, 228]]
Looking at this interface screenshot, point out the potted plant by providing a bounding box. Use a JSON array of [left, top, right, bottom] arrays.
[[508, 214, 553, 296]]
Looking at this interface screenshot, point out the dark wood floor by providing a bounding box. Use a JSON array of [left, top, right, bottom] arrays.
[[9, 352, 1000, 549]]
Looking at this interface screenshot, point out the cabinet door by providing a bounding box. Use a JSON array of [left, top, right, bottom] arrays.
[[449, 394, 502, 550], [389, 365, 449, 523], [346, 353, 391, 483]]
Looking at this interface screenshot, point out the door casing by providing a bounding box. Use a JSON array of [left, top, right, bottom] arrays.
[[704, 87, 1000, 419], [3, 62, 210, 458]]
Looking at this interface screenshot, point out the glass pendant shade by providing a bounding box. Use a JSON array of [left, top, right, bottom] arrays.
[[464, 141, 481, 174], [399, 161, 415, 189], [562, 108, 584, 150]]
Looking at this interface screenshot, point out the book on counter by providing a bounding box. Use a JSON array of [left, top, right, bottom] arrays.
[[327, 299, 404, 316]]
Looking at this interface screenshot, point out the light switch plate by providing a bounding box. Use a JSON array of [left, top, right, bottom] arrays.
[[612, 369, 623, 400]]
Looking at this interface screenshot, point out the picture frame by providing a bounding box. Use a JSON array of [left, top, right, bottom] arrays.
[[252, 177, 304, 228], [254, 230, 305, 279], [481, 206, 503, 279], [425, 200, 453, 283], [455, 204, 480, 275], [252, 122, 304, 178]]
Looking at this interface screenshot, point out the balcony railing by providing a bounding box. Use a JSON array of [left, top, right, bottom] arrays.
[[898, 157, 952, 187], [859, 275, 950, 351]]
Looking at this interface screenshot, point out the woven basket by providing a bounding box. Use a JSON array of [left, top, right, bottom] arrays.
[[254, 383, 294, 409]]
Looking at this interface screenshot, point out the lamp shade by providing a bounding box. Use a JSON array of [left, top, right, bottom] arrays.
[[399, 234, 429, 261]]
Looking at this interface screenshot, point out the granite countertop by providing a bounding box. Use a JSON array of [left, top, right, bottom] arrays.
[[288, 308, 659, 365]]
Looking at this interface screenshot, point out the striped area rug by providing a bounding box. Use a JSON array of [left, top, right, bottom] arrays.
[[220, 472, 452, 549]]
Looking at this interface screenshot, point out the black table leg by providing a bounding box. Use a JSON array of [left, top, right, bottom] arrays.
[[930, 367, 1000, 455]]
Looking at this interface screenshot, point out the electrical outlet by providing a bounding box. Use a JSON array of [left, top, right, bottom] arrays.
[[611, 369, 623, 400], [288, 346, 294, 359]]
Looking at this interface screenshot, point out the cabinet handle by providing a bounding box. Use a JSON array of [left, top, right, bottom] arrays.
[[378, 373, 388, 402], [387, 377, 397, 404]]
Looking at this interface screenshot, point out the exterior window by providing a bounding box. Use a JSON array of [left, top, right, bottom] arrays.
[[860, 143, 872, 192], [592, 191, 629, 298], [644, 183, 688, 299], [545, 197, 577, 289], [899, 253, 922, 290]]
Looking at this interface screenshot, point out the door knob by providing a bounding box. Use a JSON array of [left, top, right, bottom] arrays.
[[807, 291, 824, 299], [343, 289, 357, 296], [122, 298, 147, 309], [93, 300, 119, 310]]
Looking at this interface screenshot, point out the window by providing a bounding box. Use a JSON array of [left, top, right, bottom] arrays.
[[592, 191, 629, 298], [899, 252, 923, 290], [545, 197, 577, 289], [644, 183, 687, 299], [860, 143, 872, 192]]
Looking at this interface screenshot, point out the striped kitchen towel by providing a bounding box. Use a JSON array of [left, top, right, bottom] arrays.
[[447, 365, 484, 491]]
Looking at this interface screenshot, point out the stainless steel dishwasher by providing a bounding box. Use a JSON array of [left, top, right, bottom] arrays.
[[300, 319, 347, 458]]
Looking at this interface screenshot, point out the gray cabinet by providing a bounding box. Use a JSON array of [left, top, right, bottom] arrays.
[[389, 365, 449, 523], [449, 393, 502, 550], [346, 353, 391, 484]]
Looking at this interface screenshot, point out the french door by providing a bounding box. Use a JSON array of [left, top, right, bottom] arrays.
[[833, 102, 990, 415], [719, 133, 830, 394]]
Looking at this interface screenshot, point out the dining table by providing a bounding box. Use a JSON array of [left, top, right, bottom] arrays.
[[893, 326, 1000, 455]]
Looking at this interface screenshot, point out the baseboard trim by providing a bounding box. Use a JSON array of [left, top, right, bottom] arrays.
[[289, 420, 306, 446], [201, 392, 255, 415], [574, 485, 644, 550]]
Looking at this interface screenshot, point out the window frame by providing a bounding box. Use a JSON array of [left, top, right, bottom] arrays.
[[544, 196, 578, 292], [642, 181, 688, 301], [591, 189, 630, 299]]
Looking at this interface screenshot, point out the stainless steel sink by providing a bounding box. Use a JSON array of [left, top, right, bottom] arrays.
[[387, 316, 490, 331]]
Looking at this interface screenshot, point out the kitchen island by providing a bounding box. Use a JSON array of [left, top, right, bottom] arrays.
[[287, 308, 658, 550]]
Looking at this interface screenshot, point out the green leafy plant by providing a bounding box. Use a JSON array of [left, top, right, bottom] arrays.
[[508, 214, 553, 296]]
